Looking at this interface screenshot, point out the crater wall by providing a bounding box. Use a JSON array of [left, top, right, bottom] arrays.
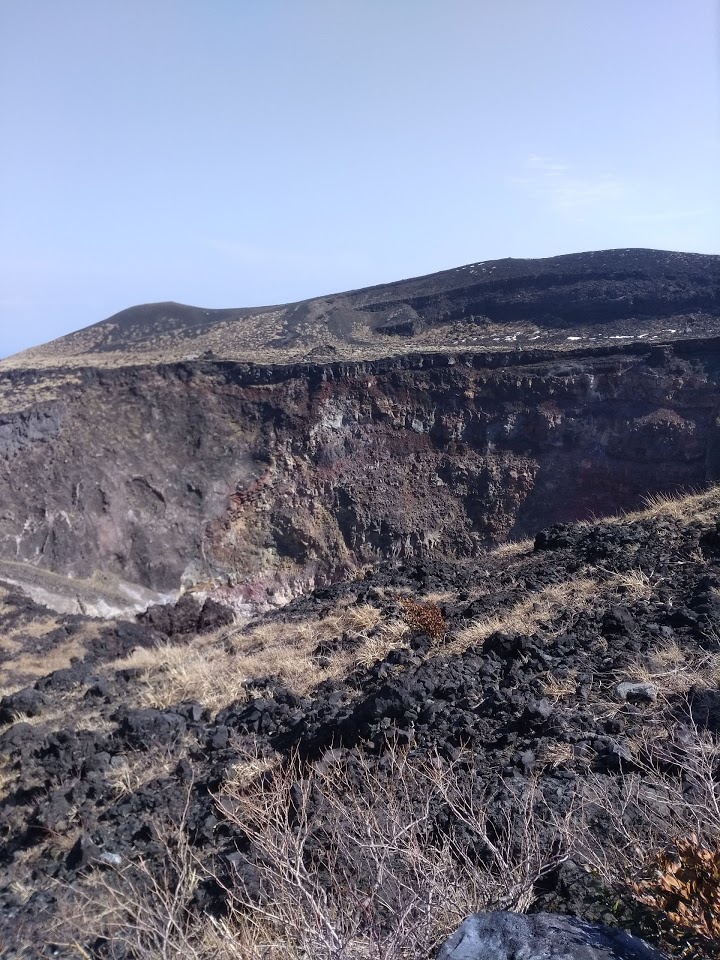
[[0, 338, 718, 614]]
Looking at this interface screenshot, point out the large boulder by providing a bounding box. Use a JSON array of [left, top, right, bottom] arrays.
[[436, 912, 667, 960]]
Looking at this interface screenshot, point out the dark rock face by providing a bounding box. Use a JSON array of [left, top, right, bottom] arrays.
[[437, 913, 667, 960], [138, 594, 235, 636], [0, 406, 64, 459], [0, 688, 46, 724], [0, 339, 719, 614]]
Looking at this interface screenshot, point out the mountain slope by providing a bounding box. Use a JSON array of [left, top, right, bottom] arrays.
[[1, 488, 719, 956], [1, 250, 720, 956], [4, 248, 720, 371]]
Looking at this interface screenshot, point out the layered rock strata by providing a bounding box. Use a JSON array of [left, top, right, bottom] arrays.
[[0, 340, 719, 615], [0, 249, 718, 616]]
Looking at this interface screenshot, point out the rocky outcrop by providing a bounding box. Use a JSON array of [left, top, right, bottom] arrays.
[[0, 336, 719, 615], [437, 913, 667, 960]]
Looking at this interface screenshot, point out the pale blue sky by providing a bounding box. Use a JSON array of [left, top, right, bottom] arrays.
[[1, 0, 719, 358]]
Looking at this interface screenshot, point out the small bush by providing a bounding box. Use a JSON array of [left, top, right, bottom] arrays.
[[581, 721, 720, 958], [632, 835, 720, 948], [58, 749, 573, 959], [398, 597, 446, 642]]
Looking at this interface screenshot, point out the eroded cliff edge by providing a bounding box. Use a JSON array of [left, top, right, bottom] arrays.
[[1, 336, 720, 616]]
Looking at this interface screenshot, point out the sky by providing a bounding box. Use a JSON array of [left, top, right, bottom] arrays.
[[1, 1, 719, 359]]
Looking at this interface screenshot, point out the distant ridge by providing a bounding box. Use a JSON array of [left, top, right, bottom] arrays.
[[3, 248, 719, 371]]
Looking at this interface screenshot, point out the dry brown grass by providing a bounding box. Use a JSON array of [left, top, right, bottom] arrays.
[[104, 748, 183, 798], [0, 692, 112, 742], [110, 604, 410, 712], [640, 489, 705, 518], [354, 616, 411, 668], [339, 602, 383, 634], [538, 742, 575, 769], [625, 638, 720, 700], [0, 636, 22, 657], [449, 578, 598, 653], [616, 485, 720, 524], [0, 695, 114, 762], [110, 635, 245, 712], [0, 635, 89, 694], [488, 538, 535, 559], [447, 555, 708, 660], [0, 609, 57, 642], [607, 569, 655, 601], [222, 751, 280, 792], [0, 759, 18, 800], [419, 589, 457, 606], [0, 604, 99, 695], [540, 671, 579, 702], [0, 705, 65, 738]]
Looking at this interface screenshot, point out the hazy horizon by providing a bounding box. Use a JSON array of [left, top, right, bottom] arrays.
[[2, 0, 719, 359]]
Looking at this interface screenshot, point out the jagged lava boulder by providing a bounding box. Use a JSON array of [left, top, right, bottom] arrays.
[[437, 913, 667, 960]]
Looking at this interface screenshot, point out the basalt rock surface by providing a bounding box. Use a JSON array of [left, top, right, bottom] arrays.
[[437, 912, 667, 960], [0, 250, 719, 616]]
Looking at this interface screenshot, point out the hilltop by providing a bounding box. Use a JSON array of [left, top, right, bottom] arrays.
[[3, 248, 720, 372]]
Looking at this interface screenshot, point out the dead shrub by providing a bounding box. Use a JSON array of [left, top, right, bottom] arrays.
[[580, 720, 720, 957], [398, 597, 446, 642], [58, 748, 573, 959], [214, 749, 575, 958], [54, 797, 210, 960], [632, 834, 720, 947]]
